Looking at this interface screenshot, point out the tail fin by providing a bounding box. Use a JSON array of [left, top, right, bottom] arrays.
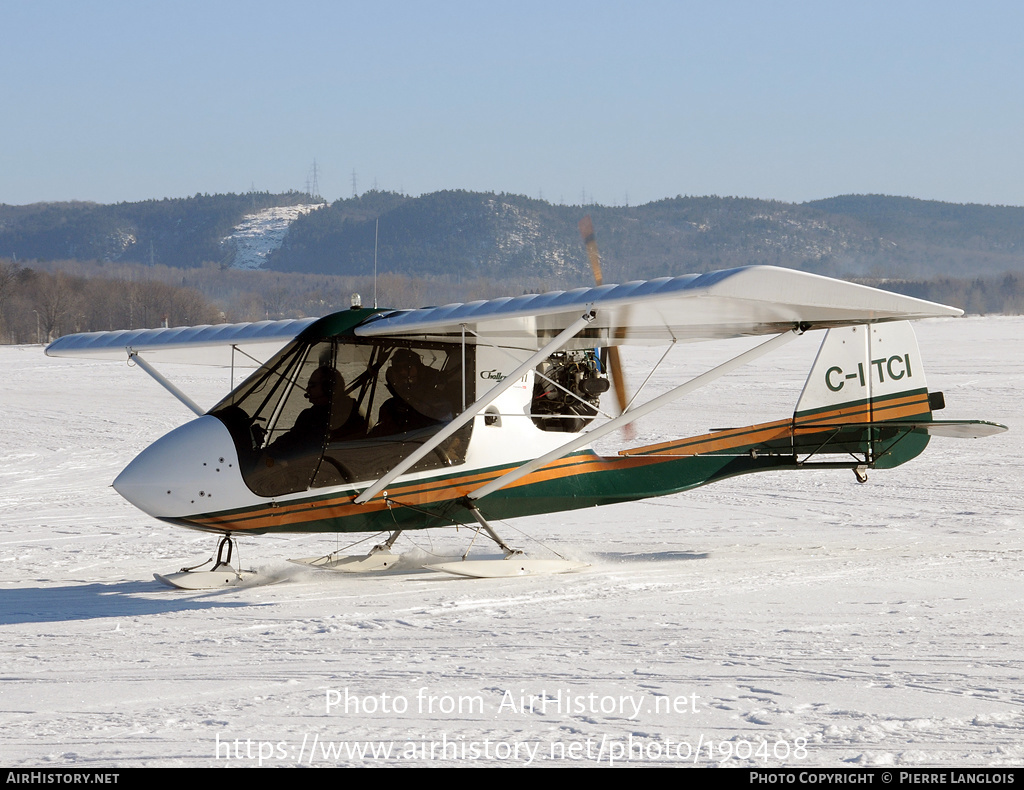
[[796, 321, 931, 422], [795, 321, 933, 468], [619, 321, 1004, 466]]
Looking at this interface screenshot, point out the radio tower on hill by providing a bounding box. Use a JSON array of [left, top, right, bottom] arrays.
[[306, 159, 321, 199]]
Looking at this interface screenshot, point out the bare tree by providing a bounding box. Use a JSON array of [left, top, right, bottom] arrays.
[[0, 259, 20, 342], [34, 272, 82, 341]]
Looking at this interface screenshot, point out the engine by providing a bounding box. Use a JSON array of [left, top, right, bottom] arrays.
[[531, 349, 611, 433]]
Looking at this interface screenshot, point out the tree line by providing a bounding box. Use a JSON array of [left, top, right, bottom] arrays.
[[0, 258, 565, 344], [3, 257, 1023, 346], [0, 260, 220, 344]]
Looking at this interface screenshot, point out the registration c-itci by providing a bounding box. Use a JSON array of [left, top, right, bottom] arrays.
[[825, 354, 913, 392]]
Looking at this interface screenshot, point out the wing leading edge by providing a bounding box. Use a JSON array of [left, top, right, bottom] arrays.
[[44, 267, 963, 361], [44, 318, 318, 365], [355, 266, 962, 348]]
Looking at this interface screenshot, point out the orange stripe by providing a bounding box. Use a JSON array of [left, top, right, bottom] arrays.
[[190, 394, 934, 531], [794, 392, 928, 428], [622, 393, 930, 457], [189, 451, 666, 532], [794, 394, 929, 434]]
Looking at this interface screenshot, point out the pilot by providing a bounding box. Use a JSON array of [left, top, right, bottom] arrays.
[[370, 349, 453, 436], [269, 366, 365, 457]]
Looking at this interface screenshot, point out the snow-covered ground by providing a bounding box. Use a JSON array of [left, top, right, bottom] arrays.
[[221, 204, 323, 269], [1, 317, 1021, 767]]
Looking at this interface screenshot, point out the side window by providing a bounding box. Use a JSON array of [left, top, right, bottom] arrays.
[[313, 343, 474, 488], [367, 347, 460, 436], [261, 341, 336, 452]]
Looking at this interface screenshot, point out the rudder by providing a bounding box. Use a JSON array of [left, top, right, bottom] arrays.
[[794, 322, 932, 468]]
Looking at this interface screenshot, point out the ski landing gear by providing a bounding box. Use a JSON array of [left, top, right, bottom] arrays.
[[425, 504, 589, 578], [288, 530, 403, 573], [290, 502, 588, 579], [155, 533, 258, 590]]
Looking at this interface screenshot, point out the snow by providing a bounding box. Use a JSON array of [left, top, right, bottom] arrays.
[[221, 204, 324, 270], [1, 317, 1022, 767]]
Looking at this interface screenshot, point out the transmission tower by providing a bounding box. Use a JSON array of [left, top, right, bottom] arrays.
[[308, 159, 320, 199]]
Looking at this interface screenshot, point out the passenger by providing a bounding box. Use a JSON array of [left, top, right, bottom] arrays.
[[371, 349, 453, 436]]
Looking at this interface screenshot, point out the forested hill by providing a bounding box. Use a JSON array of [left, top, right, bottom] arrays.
[[270, 191, 1024, 284], [0, 192, 319, 270], [4, 190, 1024, 285]]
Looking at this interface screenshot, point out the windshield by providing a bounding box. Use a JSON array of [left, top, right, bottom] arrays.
[[211, 336, 474, 497]]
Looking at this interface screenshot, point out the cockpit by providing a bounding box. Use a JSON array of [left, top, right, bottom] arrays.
[[210, 334, 475, 497]]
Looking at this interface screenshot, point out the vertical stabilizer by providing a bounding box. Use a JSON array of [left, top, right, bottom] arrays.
[[794, 321, 932, 468], [796, 322, 929, 421]]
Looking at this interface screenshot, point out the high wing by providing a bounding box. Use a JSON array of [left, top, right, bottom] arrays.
[[44, 267, 961, 363], [355, 266, 962, 348], [44, 318, 320, 416], [44, 318, 318, 365], [42, 267, 960, 421]]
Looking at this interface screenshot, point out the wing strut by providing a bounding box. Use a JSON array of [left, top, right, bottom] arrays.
[[128, 350, 206, 416], [353, 309, 598, 505], [468, 327, 804, 502]]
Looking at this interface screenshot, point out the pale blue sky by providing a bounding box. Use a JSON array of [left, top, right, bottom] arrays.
[[4, 0, 1023, 207]]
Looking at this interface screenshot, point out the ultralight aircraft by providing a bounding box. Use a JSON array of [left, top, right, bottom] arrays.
[[46, 248, 1006, 588]]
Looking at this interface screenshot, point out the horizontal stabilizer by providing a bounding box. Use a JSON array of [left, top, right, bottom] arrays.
[[622, 319, 1006, 465], [892, 420, 1008, 439]]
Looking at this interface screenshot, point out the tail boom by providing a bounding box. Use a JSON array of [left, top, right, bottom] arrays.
[[621, 321, 1002, 473]]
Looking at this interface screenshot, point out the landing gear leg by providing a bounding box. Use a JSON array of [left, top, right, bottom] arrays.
[[373, 529, 404, 554], [465, 504, 518, 557], [155, 532, 255, 590], [213, 533, 236, 570], [287, 529, 404, 573], [423, 501, 589, 578]]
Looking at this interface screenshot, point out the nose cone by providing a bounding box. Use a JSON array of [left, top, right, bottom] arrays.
[[113, 416, 253, 519]]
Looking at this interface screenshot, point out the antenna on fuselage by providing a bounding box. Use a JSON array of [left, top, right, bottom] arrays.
[[373, 217, 379, 308]]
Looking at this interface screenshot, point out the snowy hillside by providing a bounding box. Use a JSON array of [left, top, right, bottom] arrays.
[[221, 203, 324, 269]]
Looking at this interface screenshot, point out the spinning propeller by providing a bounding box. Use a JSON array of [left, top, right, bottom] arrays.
[[578, 215, 635, 439]]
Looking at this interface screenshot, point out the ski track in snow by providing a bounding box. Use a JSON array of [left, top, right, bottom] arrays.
[[1, 317, 1022, 767]]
